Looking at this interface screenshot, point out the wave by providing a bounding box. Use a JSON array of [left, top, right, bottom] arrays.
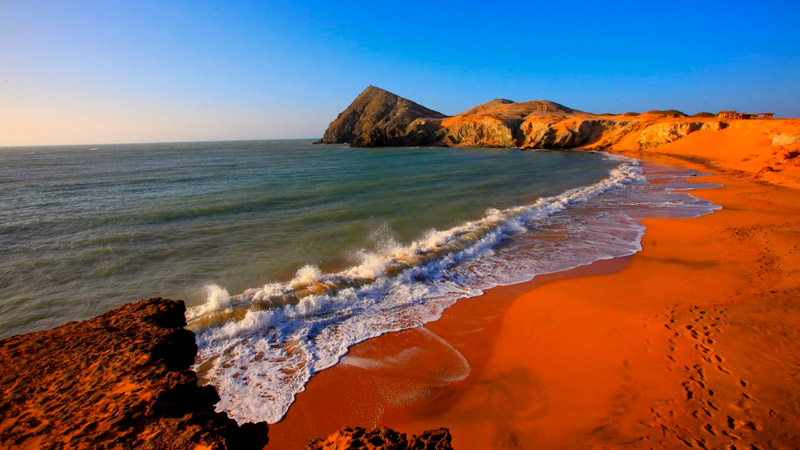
[[186, 153, 719, 424], [186, 157, 643, 330]]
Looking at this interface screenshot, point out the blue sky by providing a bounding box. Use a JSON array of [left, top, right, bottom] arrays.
[[1, 0, 799, 145]]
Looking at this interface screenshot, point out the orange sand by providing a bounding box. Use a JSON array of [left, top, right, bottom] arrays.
[[268, 121, 800, 448]]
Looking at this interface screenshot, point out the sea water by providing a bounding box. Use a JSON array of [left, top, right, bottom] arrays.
[[0, 139, 718, 423]]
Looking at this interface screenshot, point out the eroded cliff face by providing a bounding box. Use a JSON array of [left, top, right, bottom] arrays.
[[0, 298, 269, 450], [320, 86, 733, 151]]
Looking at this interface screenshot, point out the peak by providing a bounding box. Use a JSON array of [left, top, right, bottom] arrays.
[[321, 86, 446, 146], [457, 98, 583, 119], [470, 99, 515, 109], [359, 85, 396, 97]]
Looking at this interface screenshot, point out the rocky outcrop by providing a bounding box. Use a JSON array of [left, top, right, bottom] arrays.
[[772, 133, 800, 147], [320, 86, 737, 151], [637, 121, 726, 150], [519, 118, 631, 149], [435, 98, 588, 148], [0, 298, 269, 449], [306, 426, 452, 449], [440, 116, 518, 147], [320, 86, 447, 147]]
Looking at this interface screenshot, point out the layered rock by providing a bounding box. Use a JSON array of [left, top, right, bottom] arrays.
[[519, 118, 632, 149], [0, 298, 269, 449], [306, 426, 452, 450], [436, 99, 586, 147], [320, 86, 732, 151]]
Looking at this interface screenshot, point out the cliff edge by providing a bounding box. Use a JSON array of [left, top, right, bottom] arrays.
[[0, 298, 269, 449]]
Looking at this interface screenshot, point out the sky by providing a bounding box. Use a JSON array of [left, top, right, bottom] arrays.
[[1, 0, 799, 146]]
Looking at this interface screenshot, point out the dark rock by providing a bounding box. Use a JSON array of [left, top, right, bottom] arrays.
[[409, 428, 453, 449], [306, 426, 452, 450]]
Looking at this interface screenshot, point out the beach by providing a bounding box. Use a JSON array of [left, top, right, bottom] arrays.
[[270, 123, 800, 448], [4, 2, 798, 448], [3, 119, 799, 449]]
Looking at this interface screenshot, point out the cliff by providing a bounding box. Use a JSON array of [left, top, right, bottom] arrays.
[[0, 298, 269, 449], [320, 86, 447, 147], [321, 86, 794, 153]]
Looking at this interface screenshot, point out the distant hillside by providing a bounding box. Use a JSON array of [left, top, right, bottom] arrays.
[[319, 86, 787, 152]]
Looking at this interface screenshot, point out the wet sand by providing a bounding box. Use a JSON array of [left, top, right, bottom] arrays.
[[269, 126, 800, 448]]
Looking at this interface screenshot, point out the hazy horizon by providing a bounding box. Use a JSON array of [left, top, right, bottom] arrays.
[[2, 0, 799, 146], [0, 137, 322, 149]]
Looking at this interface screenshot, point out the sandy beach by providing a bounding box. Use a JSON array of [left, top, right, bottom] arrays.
[[3, 2, 799, 448], [270, 121, 800, 448]]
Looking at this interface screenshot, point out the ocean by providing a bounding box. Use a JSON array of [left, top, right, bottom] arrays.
[[0, 139, 718, 423]]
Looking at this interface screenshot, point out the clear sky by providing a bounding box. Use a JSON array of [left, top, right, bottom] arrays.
[[1, 0, 799, 146]]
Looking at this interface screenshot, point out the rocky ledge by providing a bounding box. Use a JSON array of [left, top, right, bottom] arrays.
[[0, 298, 269, 449], [319, 86, 730, 150]]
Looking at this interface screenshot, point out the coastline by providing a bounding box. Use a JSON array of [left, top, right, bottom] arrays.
[[268, 148, 800, 448], [3, 116, 799, 448]]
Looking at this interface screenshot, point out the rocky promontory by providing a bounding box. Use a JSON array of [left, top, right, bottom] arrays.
[[320, 86, 731, 150], [0, 298, 269, 449], [321, 85, 447, 147]]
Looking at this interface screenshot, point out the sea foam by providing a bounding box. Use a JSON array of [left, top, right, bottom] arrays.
[[186, 154, 719, 424]]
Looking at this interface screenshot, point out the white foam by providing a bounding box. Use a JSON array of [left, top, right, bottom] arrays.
[[289, 265, 322, 289], [187, 154, 719, 424], [192, 284, 231, 316]]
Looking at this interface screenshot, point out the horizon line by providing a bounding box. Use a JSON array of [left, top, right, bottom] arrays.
[[0, 137, 324, 150]]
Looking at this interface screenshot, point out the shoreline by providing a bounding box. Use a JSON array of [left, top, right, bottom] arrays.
[[3, 117, 799, 448], [268, 149, 800, 448], [267, 254, 636, 448]]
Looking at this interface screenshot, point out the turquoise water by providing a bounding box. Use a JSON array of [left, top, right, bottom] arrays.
[[0, 140, 616, 338]]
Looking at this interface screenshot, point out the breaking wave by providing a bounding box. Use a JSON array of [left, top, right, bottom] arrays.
[[186, 153, 719, 424]]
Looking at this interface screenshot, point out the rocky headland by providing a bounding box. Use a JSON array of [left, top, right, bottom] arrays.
[[321, 85, 447, 147], [321, 86, 800, 188], [319, 86, 725, 150], [319, 86, 800, 177]]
